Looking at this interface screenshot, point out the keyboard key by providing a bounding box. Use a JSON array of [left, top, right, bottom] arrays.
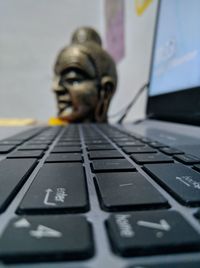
[[29, 140, 52, 145], [85, 140, 109, 145], [92, 159, 136, 172], [117, 141, 144, 147], [89, 150, 123, 159], [0, 215, 94, 262], [112, 137, 134, 142], [148, 141, 166, 148], [87, 144, 114, 151], [195, 209, 200, 220], [159, 147, 183, 155], [131, 153, 173, 164], [122, 143, 145, 152], [56, 141, 80, 146], [174, 154, 200, 164], [45, 153, 82, 163], [144, 163, 200, 206], [0, 145, 16, 153], [32, 137, 53, 142], [140, 137, 153, 143], [194, 164, 200, 172], [18, 144, 48, 151], [0, 140, 22, 145], [95, 172, 168, 211], [106, 210, 200, 256], [8, 150, 44, 159], [0, 159, 37, 212], [129, 261, 200, 268], [19, 163, 89, 213], [59, 138, 80, 142], [51, 146, 81, 153], [128, 146, 157, 154], [9, 128, 45, 141]]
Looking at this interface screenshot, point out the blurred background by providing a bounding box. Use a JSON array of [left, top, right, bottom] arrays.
[[0, 0, 158, 123]]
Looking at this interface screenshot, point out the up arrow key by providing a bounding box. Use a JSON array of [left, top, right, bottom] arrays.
[[14, 218, 31, 228], [30, 225, 62, 239], [137, 219, 171, 231]]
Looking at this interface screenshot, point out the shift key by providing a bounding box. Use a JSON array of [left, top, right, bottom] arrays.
[[0, 159, 37, 212], [18, 163, 89, 213]]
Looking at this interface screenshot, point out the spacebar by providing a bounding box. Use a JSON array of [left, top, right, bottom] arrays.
[[0, 159, 37, 212]]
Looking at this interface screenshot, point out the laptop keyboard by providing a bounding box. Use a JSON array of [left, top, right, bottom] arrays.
[[0, 124, 199, 267]]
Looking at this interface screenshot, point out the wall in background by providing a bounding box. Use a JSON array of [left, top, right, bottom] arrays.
[[106, 0, 158, 122], [0, 0, 101, 121], [0, 0, 157, 123]]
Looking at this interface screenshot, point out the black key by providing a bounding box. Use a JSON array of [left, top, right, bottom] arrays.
[[122, 146, 148, 154], [8, 128, 45, 142], [0, 145, 16, 153], [128, 146, 157, 154], [0, 215, 94, 262], [32, 137, 53, 142], [8, 150, 44, 159], [92, 159, 136, 172], [194, 164, 200, 172], [85, 140, 109, 145], [140, 137, 153, 143], [160, 147, 183, 155], [89, 150, 123, 159], [118, 141, 144, 147], [130, 133, 142, 139], [112, 137, 134, 142], [19, 163, 89, 213], [45, 153, 82, 163], [30, 140, 52, 145], [149, 141, 166, 148], [131, 153, 173, 164], [195, 209, 200, 219], [0, 140, 22, 145], [174, 154, 200, 164], [129, 261, 200, 268], [87, 144, 114, 151], [56, 142, 80, 146], [59, 138, 80, 142], [18, 144, 48, 151], [51, 146, 81, 153], [106, 210, 200, 256], [0, 159, 37, 212], [95, 172, 168, 211], [105, 134, 126, 139], [144, 163, 200, 206]]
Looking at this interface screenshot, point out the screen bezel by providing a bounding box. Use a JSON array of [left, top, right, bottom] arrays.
[[146, 0, 200, 126]]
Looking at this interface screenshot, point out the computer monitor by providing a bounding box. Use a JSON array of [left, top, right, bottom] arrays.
[[147, 0, 200, 125]]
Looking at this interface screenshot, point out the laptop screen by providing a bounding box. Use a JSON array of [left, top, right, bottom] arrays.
[[147, 0, 200, 125]]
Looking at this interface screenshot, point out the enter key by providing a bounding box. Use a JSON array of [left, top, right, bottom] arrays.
[[18, 163, 89, 213]]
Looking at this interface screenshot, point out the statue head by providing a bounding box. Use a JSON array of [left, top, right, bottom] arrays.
[[52, 27, 117, 123]]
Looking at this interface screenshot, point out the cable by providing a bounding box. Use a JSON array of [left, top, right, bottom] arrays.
[[108, 105, 131, 118], [116, 82, 149, 124], [108, 83, 149, 119]]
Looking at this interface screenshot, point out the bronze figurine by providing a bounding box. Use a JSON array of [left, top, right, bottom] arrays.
[[52, 27, 117, 123]]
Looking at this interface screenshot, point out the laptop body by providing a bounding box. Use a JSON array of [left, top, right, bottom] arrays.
[[123, 0, 200, 159], [0, 0, 199, 267]]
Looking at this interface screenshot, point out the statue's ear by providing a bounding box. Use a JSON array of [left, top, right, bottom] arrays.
[[95, 77, 115, 122]]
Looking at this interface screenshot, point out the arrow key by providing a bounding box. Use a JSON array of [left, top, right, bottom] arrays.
[[106, 210, 200, 256], [0, 215, 94, 262]]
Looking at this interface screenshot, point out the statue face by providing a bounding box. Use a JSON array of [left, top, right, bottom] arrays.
[[52, 32, 117, 123], [53, 68, 99, 122]]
